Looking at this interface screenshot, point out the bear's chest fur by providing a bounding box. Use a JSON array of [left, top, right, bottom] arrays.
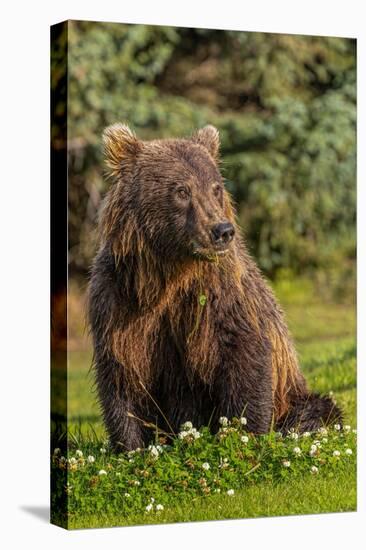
[[110, 257, 271, 397]]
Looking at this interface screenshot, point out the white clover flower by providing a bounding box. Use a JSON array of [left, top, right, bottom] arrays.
[[149, 445, 159, 458], [282, 460, 291, 468], [318, 427, 328, 436], [156, 504, 164, 511], [310, 444, 318, 456], [334, 424, 341, 431], [179, 426, 201, 440], [219, 416, 229, 426], [289, 432, 299, 440], [202, 462, 210, 471], [133, 480, 141, 486], [182, 421, 193, 431], [124, 493, 131, 498], [98, 469, 107, 475], [53, 448, 61, 456], [145, 504, 153, 512], [156, 445, 164, 453], [333, 450, 341, 457], [87, 455, 95, 464], [227, 489, 235, 496], [241, 435, 249, 443], [310, 466, 319, 474], [75, 450, 83, 458], [127, 450, 136, 458], [345, 448, 353, 455], [314, 440, 322, 448], [240, 417, 247, 426], [302, 432, 311, 438], [69, 457, 77, 465], [100, 447, 106, 454], [293, 447, 301, 455], [343, 425, 351, 433]]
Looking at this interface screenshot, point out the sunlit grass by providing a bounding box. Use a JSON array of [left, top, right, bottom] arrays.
[[68, 473, 356, 529], [52, 421, 356, 529]]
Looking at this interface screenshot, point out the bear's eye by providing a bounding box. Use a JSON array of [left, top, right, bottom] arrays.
[[213, 184, 222, 198], [176, 187, 190, 201]]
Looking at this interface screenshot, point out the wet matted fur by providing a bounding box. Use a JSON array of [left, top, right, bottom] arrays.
[[88, 124, 342, 451]]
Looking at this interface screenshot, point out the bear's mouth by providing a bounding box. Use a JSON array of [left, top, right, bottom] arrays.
[[191, 244, 230, 262]]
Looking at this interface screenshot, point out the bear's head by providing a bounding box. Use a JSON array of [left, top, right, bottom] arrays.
[[102, 124, 236, 262]]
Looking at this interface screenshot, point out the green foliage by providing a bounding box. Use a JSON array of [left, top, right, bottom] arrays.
[[51, 421, 356, 528], [64, 22, 356, 285]]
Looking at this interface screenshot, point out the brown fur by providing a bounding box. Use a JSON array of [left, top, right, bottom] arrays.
[[87, 124, 340, 451]]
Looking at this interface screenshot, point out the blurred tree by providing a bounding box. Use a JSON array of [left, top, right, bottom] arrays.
[[64, 21, 356, 293]]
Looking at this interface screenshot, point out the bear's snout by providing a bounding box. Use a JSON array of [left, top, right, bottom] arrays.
[[210, 222, 235, 247]]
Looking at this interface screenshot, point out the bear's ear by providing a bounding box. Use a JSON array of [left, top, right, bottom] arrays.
[[102, 123, 141, 178], [191, 125, 220, 160]]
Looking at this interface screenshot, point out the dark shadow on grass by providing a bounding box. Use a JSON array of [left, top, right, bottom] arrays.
[[20, 505, 49, 523]]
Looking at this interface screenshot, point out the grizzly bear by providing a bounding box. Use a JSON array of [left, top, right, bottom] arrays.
[[88, 123, 342, 451]]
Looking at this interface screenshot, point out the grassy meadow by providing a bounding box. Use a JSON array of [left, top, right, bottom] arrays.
[[53, 278, 356, 529]]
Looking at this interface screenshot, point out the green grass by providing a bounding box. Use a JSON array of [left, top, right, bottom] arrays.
[[53, 279, 356, 529], [68, 474, 356, 529], [54, 422, 356, 529]]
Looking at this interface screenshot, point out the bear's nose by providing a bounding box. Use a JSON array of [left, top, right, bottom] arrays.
[[211, 222, 235, 245]]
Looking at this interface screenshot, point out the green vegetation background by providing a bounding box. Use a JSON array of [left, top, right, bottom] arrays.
[[55, 21, 356, 293]]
